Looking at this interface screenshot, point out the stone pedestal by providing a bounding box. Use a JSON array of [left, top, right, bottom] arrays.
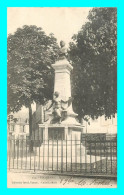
[[52, 59, 73, 101], [39, 124, 83, 140], [38, 123, 85, 163], [46, 58, 80, 125], [39, 57, 83, 141]]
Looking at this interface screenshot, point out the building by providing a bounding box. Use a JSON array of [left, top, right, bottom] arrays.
[[7, 115, 29, 139], [83, 114, 117, 134]]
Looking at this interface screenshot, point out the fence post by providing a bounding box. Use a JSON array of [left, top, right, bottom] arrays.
[[115, 137, 117, 174], [21, 139, 23, 169], [43, 139, 44, 171], [75, 135, 77, 171], [100, 139, 102, 173], [9, 139, 11, 170], [96, 141, 98, 173], [110, 135, 113, 174], [66, 135, 67, 172], [25, 138, 27, 170], [80, 134, 82, 173], [61, 135, 63, 173], [47, 139, 49, 171], [12, 139, 15, 169], [71, 134, 72, 172], [16, 139, 19, 169], [85, 134, 87, 173], [34, 136, 35, 173], [57, 135, 58, 171], [30, 140, 31, 170], [90, 136, 92, 173], [52, 135, 54, 171]]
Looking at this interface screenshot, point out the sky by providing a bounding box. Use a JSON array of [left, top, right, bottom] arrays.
[[7, 7, 92, 45], [7, 7, 92, 118]]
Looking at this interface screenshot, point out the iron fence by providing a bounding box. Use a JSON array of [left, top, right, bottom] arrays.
[[7, 134, 117, 177]]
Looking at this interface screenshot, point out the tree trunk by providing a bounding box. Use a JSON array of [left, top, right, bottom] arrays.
[[29, 104, 33, 152], [78, 113, 83, 124]]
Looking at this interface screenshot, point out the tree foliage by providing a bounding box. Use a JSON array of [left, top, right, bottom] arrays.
[[8, 25, 59, 113], [7, 25, 59, 139], [69, 8, 117, 119]]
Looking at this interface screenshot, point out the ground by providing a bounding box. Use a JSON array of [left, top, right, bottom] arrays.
[[7, 170, 117, 188]]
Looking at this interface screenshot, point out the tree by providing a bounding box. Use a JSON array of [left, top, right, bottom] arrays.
[[69, 8, 117, 120], [7, 25, 59, 141]]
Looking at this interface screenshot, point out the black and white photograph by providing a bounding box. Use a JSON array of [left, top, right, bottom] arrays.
[[7, 7, 117, 188]]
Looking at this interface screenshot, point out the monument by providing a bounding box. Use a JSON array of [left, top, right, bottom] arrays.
[[38, 41, 83, 141]]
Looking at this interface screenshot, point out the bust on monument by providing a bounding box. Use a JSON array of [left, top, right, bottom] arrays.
[[59, 40, 67, 60]]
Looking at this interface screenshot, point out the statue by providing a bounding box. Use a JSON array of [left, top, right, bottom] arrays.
[[59, 40, 67, 60], [52, 91, 62, 123], [45, 91, 72, 124]]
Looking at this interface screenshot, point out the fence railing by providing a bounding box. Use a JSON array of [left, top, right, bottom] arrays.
[[7, 135, 117, 176]]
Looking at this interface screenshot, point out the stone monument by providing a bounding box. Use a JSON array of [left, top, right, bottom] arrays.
[[39, 41, 83, 141]]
